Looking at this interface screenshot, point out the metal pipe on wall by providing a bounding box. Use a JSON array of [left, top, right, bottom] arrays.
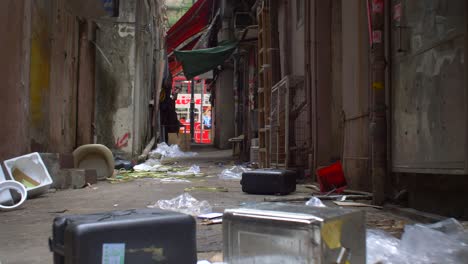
[[368, 0, 387, 205]]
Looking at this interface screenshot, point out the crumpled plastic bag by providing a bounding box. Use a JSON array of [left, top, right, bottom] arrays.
[[150, 142, 197, 158], [367, 229, 401, 264], [168, 165, 201, 176], [148, 193, 212, 216], [305, 197, 326, 207], [219, 166, 249, 180], [367, 218, 468, 264]]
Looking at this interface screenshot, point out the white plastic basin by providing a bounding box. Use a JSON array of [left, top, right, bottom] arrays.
[[4, 152, 53, 198]]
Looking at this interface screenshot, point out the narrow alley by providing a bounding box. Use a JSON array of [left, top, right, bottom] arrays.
[[1, 0, 468, 263]]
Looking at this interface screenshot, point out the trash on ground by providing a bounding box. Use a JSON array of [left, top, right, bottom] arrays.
[[3, 152, 53, 197], [114, 157, 133, 170], [148, 193, 212, 216], [305, 197, 326, 207], [160, 177, 191, 183], [184, 186, 228, 192], [219, 166, 249, 180], [334, 201, 383, 209], [201, 218, 223, 225], [133, 163, 162, 172], [108, 165, 195, 183], [0, 180, 28, 211], [198, 212, 223, 220], [150, 142, 197, 159], [316, 161, 347, 193], [367, 218, 468, 264], [167, 165, 202, 176], [73, 144, 115, 180]]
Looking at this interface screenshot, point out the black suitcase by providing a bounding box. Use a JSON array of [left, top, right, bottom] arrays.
[[241, 169, 296, 195], [49, 208, 197, 264]]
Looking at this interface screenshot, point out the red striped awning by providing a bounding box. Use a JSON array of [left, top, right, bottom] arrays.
[[166, 0, 215, 55]]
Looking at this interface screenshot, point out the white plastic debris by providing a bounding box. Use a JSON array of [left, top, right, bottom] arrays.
[[305, 197, 326, 207], [219, 166, 249, 180], [151, 142, 197, 158], [160, 177, 191, 183], [366, 229, 401, 264], [366, 218, 468, 264], [167, 165, 201, 176], [148, 193, 212, 216]]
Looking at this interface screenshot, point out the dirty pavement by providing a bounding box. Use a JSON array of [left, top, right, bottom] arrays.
[[2, 145, 466, 264]]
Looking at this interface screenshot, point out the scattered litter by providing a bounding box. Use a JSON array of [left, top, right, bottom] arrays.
[[367, 229, 401, 264], [198, 213, 223, 220], [201, 218, 223, 225], [150, 142, 197, 159], [184, 186, 228, 192], [148, 193, 212, 216], [133, 163, 165, 172], [0, 180, 28, 211], [3, 152, 53, 197], [108, 166, 195, 183], [160, 177, 191, 183], [367, 218, 468, 264], [219, 166, 249, 180], [305, 197, 326, 207], [167, 165, 202, 176], [114, 157, 133, 170], [316, 161, 347, 193], [113, 204, 119, 207], [334, 201, 383, 209]]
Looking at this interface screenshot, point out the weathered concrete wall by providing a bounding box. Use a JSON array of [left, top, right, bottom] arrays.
[[341, 0, 371, 191], [29, 0, 52, 152], [278, 0, 305, 77], [95, 0, 137, 156], [0, 0, 32, 161], [214, 69, 236, 149]]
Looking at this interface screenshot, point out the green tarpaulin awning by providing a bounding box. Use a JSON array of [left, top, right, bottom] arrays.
[[174, 41, 238, 80]]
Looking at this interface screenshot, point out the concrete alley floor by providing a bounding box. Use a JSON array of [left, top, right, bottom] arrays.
[[0, 146, 414, 264]]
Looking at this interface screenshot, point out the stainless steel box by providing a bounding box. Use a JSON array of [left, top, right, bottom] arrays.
[[223, 203, 365, 264]]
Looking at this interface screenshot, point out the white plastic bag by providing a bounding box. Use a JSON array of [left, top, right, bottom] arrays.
[[305, 197, 326, 207], [219, 166, 248, 180], [148, 193, 212, 216]]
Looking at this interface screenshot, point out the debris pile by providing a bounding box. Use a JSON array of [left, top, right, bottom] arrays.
[[367, 218, 468, 264]]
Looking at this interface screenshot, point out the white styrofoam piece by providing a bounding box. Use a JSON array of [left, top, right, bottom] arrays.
[[0, 167, 13, 204], [3, 152, 53, 198]]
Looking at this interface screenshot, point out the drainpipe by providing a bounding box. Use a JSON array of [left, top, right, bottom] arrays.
[[304, 0, 313, 176], [368, 0, 387, 205]]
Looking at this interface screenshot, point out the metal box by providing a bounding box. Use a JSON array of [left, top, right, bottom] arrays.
[[223, 203, 365, 264]]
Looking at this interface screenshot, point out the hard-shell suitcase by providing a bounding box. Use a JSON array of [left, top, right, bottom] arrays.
[[241, 169, 296, 195], [49, 208, 197, 264]]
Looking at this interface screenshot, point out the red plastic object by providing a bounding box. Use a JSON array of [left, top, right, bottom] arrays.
[[316, 161, 347, 193]]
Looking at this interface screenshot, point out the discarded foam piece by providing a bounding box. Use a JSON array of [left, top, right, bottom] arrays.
[[0, 180, 28, 211], [4, 152, 53, 198], [73, 144, 114, 180]]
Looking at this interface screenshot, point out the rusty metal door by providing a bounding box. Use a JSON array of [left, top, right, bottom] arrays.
[[391, 0, 467, 174]]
